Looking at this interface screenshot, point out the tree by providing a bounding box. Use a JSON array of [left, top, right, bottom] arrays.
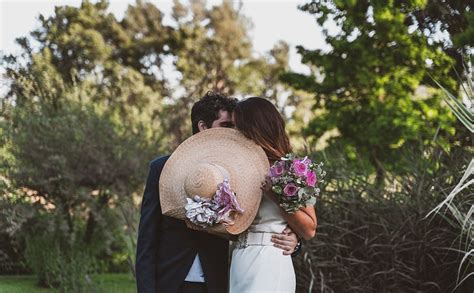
[[0, 0, 299, 287], [283, 0, 464, 186], [411, 0, 473, 75], [158, 0, 254, 145], [234, 41, 302, 115], [158, 0, 298, 146], [1, 1, 164, 287]]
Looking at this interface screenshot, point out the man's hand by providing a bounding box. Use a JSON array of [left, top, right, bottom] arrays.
[[260, 175, 272, 192], [271, 226, 298, 255], [185, 220, 202, 231]]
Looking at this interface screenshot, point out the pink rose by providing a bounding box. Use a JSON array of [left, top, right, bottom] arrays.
[[283, 183, 298, 197], [306, 171, 317, 187], [302, 157, 312, 166], [270, 162, 286, 177], [292, 160, 307, 177]]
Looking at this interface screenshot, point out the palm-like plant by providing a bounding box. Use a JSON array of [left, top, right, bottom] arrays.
[[428, 57, 473, 289], [432, 59, 473, 132]]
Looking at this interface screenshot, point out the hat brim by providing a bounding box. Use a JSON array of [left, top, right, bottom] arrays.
[[159, 128, 270, 235]]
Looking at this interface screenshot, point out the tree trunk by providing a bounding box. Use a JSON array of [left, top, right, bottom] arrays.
[[369, 149, 385, 190], [84, 190, 110, 244]]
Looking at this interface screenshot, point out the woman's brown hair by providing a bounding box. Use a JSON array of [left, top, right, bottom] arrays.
[[233, 97, 292, 161]]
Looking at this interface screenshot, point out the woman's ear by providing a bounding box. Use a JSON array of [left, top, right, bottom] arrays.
[[198, 120, 208, 132]]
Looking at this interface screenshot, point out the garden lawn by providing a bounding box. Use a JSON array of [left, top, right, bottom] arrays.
[[0, 273, 136, 293]]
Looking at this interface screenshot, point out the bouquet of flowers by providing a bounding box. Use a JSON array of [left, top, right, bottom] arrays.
[[269, 153, 325, 213]]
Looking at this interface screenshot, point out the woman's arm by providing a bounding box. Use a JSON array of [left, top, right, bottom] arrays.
[[283, 206, 317, 240]]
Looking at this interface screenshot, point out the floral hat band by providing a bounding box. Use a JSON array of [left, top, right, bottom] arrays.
[[184, 163, 243, 228]]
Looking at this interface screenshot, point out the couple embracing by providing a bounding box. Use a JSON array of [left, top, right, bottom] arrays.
[[136, 92, 317, 293]]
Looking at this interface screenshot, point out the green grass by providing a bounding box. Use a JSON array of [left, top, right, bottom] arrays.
[[0, 273, 136, 293]]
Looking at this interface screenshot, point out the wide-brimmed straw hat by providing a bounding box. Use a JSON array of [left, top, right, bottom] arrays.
[[159, 128, 269, 235]]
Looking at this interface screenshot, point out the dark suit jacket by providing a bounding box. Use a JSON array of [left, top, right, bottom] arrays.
[[136, 156, 229, 293]]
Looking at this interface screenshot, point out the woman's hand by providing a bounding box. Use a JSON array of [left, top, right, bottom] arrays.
[[185, 220, 202, 231]]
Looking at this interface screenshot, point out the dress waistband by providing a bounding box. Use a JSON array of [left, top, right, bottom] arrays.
[[235, 231, 277, 249]]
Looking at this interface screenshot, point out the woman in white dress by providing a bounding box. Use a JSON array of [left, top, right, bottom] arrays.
[[230, 97, 318, 293]]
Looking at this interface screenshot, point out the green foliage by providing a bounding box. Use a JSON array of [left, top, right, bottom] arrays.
[[0, 0, 298, 288], [0, 274, 135, 293], [1, 0, 162, 281], [410, 1, 473, 72], [0, 275, 51, 293], [24, 230, 95, 291], [2, 100, 150, 284], [428, 60, 474, 289], [434, 59, 473, 132], [8, 103, 147, 201], [295, 145, 473, 292], [2, 0, 471, 291], [283, 0, 470, 185], [161, 0, 297, 145], [0, 178, 32, 275]]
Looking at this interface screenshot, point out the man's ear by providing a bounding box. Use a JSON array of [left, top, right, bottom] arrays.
[[197, 120, 208, 132]]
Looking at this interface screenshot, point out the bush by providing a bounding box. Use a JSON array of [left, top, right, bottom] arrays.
[[1, 100, 151, 287], [0, 179, 32, 275], [24, 214, 97, 292], [294, 145, 473, 292]]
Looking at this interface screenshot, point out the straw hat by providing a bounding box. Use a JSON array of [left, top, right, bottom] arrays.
[[159, 128, 270, 235]]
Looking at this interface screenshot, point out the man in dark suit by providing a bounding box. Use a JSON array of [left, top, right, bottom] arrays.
[[136, 92, 299, 293]]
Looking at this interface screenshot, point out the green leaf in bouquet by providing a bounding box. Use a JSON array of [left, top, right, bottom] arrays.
[[298, 187, 306, 199], [305, 197, 317, 206], [281, 153, 294, 161], [272, 185, 282, 195]]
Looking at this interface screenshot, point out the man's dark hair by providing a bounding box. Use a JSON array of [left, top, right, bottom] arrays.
[[191, 91, 238, 134]]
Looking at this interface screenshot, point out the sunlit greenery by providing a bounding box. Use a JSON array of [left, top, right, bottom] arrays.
[[0, 0, 472, 291]]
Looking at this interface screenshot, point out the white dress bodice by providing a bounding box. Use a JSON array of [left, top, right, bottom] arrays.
[[248, 194, 287, 233], [230, 193, 296, 293]]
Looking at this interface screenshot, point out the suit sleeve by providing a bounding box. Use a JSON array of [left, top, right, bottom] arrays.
[[136, 162, 161, 293]]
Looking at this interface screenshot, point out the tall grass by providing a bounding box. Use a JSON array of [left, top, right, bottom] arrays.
[[295, 146, 472, 292], [426, 59, 474, 290]]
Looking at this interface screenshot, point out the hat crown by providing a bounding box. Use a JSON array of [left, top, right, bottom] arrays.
[[184, 163, 228, 199]]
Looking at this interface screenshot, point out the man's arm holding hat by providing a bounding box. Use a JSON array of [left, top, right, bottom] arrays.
[[271, 226, 300, 255]]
